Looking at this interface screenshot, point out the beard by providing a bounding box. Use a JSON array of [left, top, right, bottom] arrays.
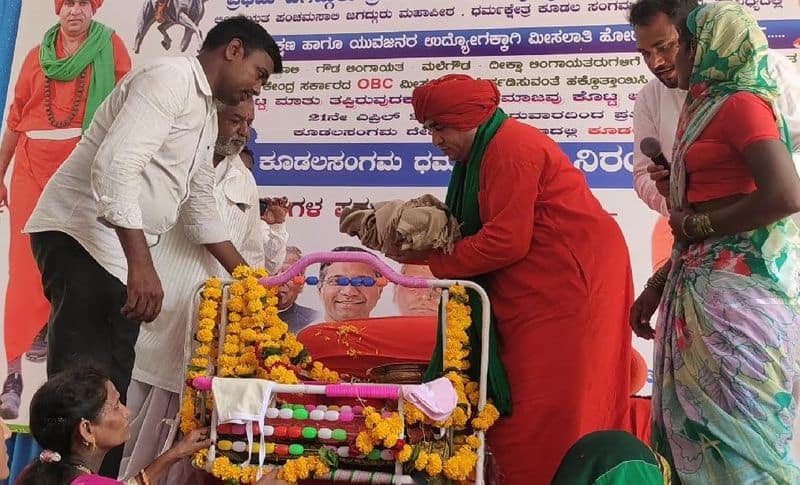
[[657, 74, 678, 89], [214, 138, 246, 157]]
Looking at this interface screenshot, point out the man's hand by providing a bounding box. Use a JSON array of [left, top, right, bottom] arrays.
[[262, 197, 289, 225], [123, 259, 164, 322], [647, 163, 670, 198], [115, 227, 163, 322], [386, 249, 431, 265], [204, 240, 248, 274]]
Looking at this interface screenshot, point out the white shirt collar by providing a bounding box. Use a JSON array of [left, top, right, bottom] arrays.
[[189, 56, 213, 99]]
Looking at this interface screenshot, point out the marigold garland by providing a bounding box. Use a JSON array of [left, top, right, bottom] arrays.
[[180, 277, 224, 433], [278, 455, 331, 482], [401, 284, 500, 481], [210, 456, 279, 483], [184, 273, 497, 484], [184, 266, 340, 484], [354, 406, 404, 455]]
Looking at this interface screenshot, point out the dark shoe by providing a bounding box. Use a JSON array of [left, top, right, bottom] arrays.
[[24, 326, 48, 363], [0, 373, 22, 420]]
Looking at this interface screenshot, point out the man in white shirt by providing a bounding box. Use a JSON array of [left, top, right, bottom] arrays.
[[629, 0, 800, 217], [24, 16, 283, 477], [120, 97, 289, 482]]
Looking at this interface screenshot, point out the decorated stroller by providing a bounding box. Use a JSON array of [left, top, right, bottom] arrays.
[[171, 251, 499, 484]]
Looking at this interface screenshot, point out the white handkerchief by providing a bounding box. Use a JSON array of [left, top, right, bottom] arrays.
[[211, 377, 273, 424]]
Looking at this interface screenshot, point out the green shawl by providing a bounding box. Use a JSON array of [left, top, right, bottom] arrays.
[[423, 108, 512, 416], [39, 20, 116, 132]]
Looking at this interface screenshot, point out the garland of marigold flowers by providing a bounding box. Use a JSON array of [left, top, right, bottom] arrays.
[[184, 274, 497, 483], [399, 284, 500, 481], [183, 266, 340, 484], [354, 406, 405, 454], [180, 277, 223, 433]]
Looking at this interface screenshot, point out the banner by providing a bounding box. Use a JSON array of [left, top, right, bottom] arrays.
[[1, 0, 799, 427]]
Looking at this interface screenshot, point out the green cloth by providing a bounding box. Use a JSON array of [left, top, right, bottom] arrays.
[[423, 108, 512, 416], [669, 1, 790, 211], [39, 20, 116, 132], [551, 431, 670, 485]]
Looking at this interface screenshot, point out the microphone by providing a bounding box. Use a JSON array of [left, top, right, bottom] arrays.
[[640, 137, 670, 170]]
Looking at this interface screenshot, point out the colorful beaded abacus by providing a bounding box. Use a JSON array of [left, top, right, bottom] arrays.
[[188, 377, 415, 482], [214, 403, 402, 465]]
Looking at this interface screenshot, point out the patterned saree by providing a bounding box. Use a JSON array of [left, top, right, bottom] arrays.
[[652, 2, 800, 483]]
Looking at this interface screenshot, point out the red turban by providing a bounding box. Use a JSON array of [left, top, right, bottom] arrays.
[[55, 0, 104, 14], [411, 74, 501, 131]]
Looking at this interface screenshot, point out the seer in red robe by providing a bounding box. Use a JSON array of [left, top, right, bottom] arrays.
[[0, 0, 130, 419], [402, 74, 635, 484]]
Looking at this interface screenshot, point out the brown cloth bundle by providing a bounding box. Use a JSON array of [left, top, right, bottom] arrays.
[[338, 194, 461, 254]]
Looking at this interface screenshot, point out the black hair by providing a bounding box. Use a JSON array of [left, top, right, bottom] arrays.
[[627, 0, 699, 27], [201, 16, 283, 73], [318, 246, 380, 282], [16, 365, 111, 485]]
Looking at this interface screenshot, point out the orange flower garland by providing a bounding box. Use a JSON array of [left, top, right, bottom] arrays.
[[183, 266, 340, 484], [354, 406, 404, 454], [180, 277, 223, 433], [183, 272, 497, 484], [401, 284, 500, 481]]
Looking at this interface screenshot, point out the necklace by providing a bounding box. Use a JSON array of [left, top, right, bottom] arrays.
[[43, 68, 88, 128], [72, 463, 94, 475]]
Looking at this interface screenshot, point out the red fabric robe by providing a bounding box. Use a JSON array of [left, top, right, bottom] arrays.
[[427, 119, 634, 484], [4, 32, 130, 361]]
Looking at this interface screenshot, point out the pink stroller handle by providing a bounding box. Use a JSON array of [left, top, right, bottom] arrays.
[[258, 251, 430, 288]]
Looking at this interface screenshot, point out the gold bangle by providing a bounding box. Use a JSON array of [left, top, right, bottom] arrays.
[[645, 271, 668, 291], [680, 214, 693, 239], [139, 470, 151, 485], [691, 213, 715, 237]]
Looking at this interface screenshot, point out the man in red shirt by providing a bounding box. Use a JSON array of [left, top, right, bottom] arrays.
[[397, 74, 635, 484]]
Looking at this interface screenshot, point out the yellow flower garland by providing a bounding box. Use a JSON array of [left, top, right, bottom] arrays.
[[184, 271, 496, 484], [354, 406, 404, 455], [184, 266, 340, 484], [180, 277, 224, 433], [211, 456, 281, 483], [401, 284, 500, 481], [277, 455, 331, 482]]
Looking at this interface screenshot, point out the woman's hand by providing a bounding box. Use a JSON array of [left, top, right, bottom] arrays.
[[167, 427, 212, 460], [668, 207, 695, 242], [142, 427, 214, 484], [630, 286, 662, 340]]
